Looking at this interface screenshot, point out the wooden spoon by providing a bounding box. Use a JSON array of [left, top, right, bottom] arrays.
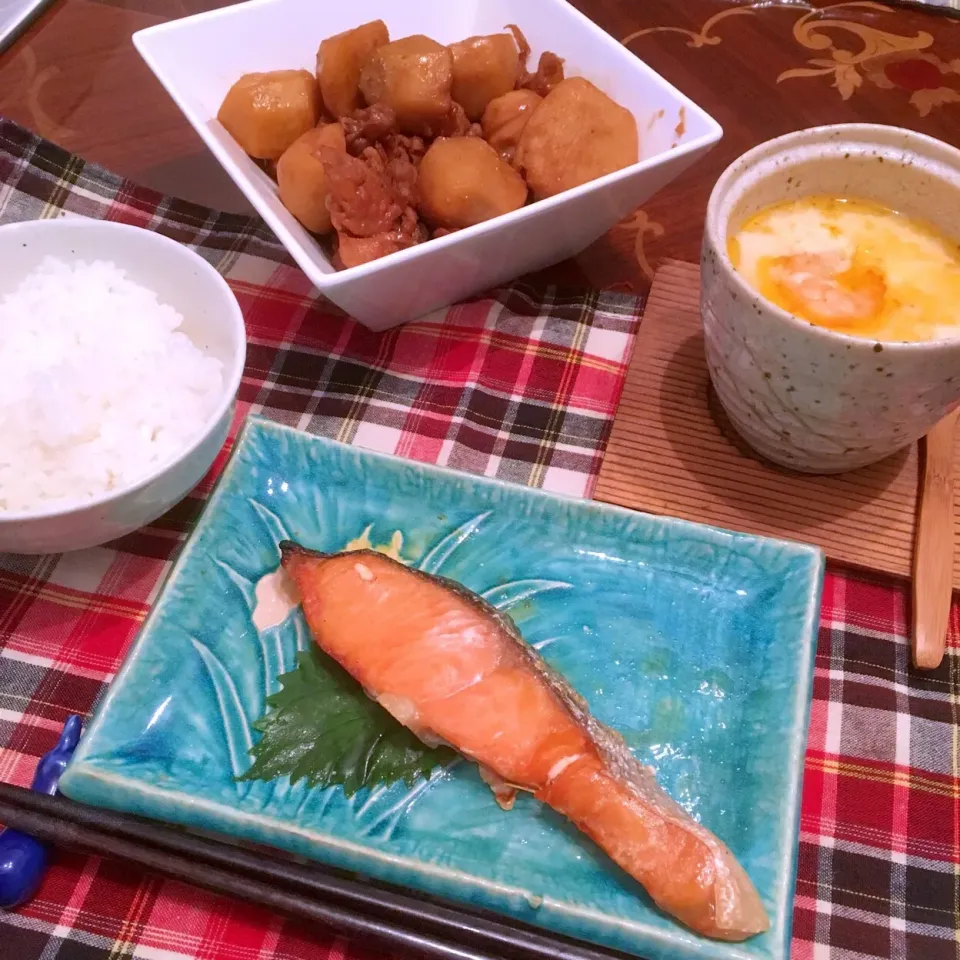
[[912, 407, 959, 670]]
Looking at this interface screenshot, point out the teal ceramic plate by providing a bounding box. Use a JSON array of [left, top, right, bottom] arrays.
[[61, 417, 824, 960]]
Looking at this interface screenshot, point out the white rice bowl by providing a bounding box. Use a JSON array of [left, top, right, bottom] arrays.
[[0, 256, 226, 513]]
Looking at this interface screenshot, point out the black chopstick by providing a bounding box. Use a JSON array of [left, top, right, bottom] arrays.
[[0, 0, 62, 54], [888, 0, 960, 17], [0, 785, 626, 960], [0, 790, 486, 960]]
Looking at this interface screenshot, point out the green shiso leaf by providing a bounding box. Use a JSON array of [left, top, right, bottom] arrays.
[[238, 647, 456, 795]]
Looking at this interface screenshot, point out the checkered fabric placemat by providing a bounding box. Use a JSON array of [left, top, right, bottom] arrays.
[[0, 116, 641, 959], [0, 119, 958, 960]]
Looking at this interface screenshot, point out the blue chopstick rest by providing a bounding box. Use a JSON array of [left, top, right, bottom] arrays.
[[0, 715, 83, 909]]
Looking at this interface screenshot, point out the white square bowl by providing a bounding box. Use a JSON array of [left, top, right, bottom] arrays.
[[134, 0, 722, 331]]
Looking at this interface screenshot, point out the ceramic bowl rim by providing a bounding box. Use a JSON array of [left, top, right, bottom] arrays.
[[704, 122, 960, 353], [0, 218, 247, 524]]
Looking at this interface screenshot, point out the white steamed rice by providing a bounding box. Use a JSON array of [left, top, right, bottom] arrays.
[[0, 256, 225, 513]]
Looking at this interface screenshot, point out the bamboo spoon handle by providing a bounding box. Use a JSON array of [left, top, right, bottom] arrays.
[[912, 408, 960, 670]]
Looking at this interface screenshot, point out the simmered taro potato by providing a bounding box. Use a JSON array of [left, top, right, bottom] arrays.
[[276, 123, 347, 234], [449, 34, 520, 121], [316, 20, 389, 118], [359, 35, 453, 136], [515, 77, 638, 200], [481, 89, 542, 163], [418, 137, 527, 230], [218, 70, 320, 160]]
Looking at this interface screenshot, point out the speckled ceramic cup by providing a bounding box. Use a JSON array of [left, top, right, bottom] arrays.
[[701, 124, 960, 474]]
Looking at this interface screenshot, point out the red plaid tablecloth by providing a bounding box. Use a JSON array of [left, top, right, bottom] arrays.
[[0, 119, 957, 960]]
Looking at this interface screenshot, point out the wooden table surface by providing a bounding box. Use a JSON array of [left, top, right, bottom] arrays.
[[1, 6, 959, 960], [2, 0, 959, 294]]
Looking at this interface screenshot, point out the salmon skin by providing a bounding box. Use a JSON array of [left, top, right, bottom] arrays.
[[280, 542, 770, 941]]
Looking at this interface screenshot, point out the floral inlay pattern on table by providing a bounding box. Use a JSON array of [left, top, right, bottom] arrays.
[[621, 7, 757, 50], [615, 209, 666, 282], [623, 2, 960, 116], [778, 2, 960, 114], [861, 50, 960, 115], [1, 47, 76, 141]]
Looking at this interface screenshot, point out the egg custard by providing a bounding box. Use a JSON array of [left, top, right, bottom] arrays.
[[728, 196, 960, 342]]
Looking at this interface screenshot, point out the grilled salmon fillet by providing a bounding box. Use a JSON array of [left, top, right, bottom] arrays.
[[280, 543, 769, 941]]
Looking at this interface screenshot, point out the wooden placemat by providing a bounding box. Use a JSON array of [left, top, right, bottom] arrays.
[[595, 260, 960, 587]]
